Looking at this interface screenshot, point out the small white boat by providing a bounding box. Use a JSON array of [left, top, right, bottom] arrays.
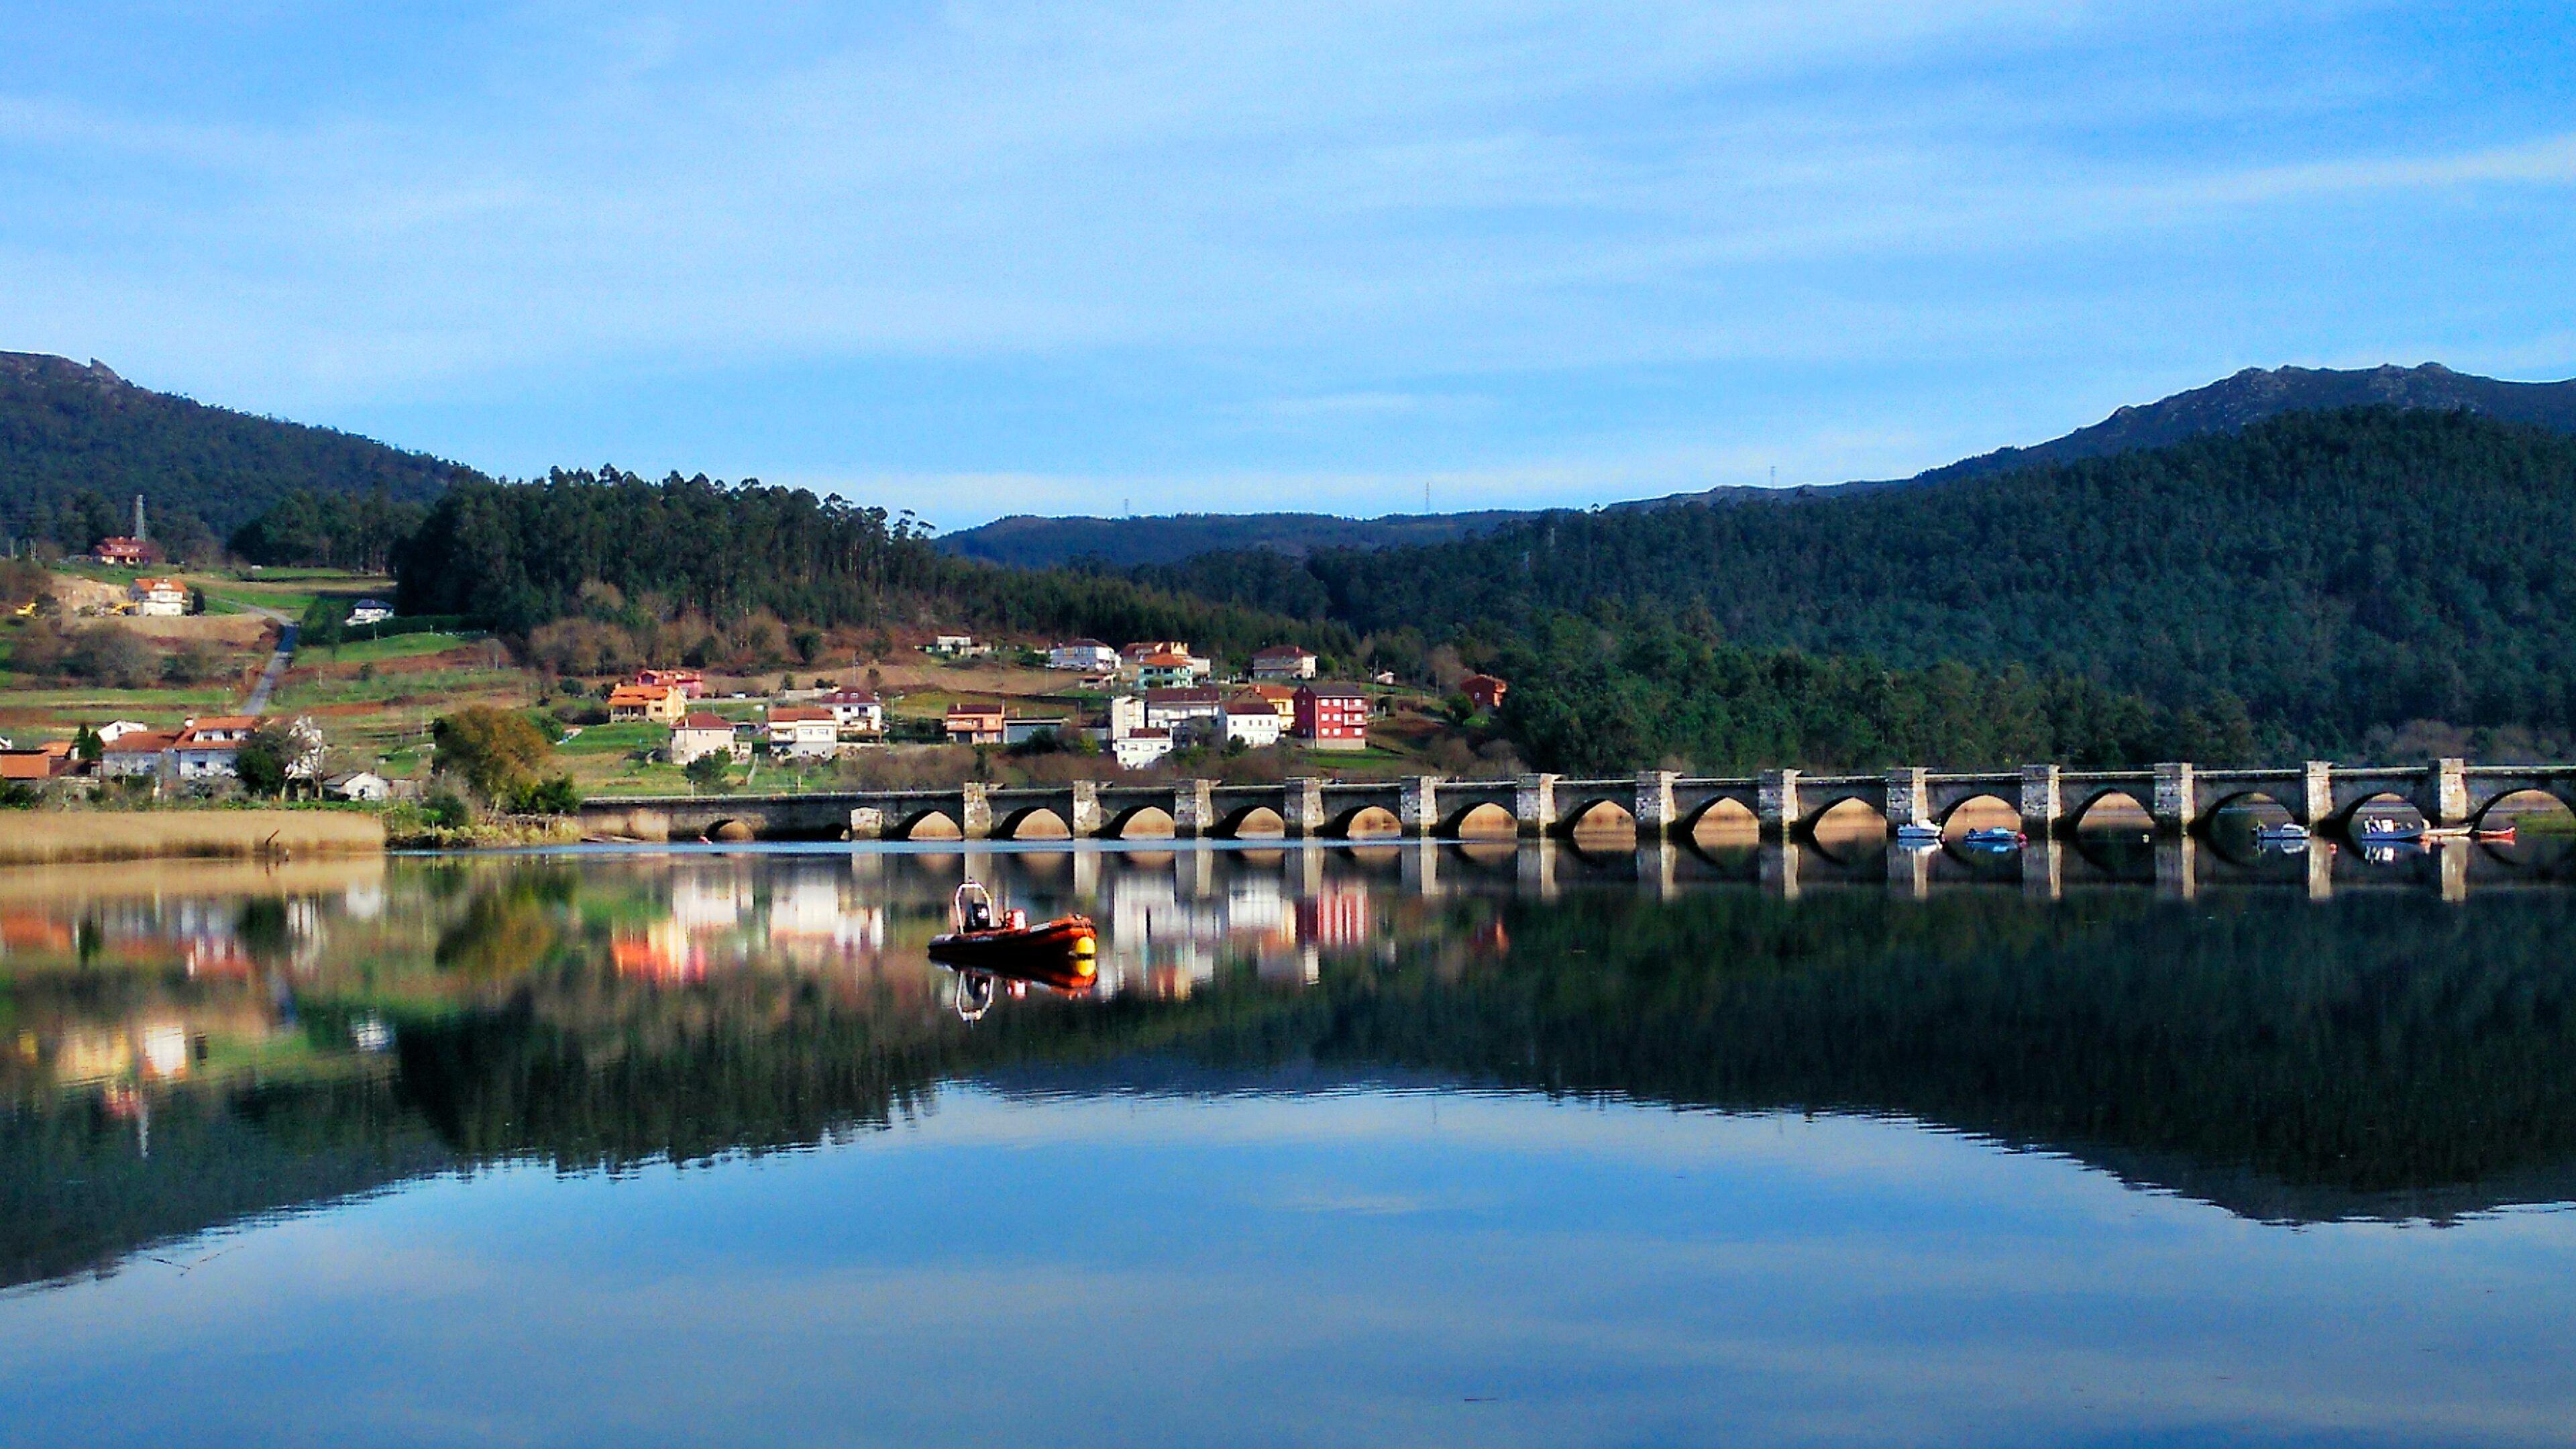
[[1894, 821, 1943, 845], [2254, 822, 2309, 848]]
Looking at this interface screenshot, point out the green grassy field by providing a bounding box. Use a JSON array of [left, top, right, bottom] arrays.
[[306, 631, 472, 664]]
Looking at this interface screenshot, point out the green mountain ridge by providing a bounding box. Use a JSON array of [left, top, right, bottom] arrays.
[[0, 351, 480, 556]]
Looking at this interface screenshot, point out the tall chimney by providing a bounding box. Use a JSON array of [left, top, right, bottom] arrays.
[[133, 494, 148, 543]]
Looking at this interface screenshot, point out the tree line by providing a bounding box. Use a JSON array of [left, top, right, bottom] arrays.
[[1135, 409, 2576, 753]]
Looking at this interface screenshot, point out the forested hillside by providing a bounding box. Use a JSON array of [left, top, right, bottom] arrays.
[[0, 352, 474, 557], [1140, 409, 2576, 750], [941, 508, 1532, 568], [390, 469, 1350, 661]]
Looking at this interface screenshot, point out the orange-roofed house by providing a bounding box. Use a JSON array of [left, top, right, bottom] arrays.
[[1461, 674, 1509, 713], [130, 576, 188, 616], [608, 684, 689, 724]]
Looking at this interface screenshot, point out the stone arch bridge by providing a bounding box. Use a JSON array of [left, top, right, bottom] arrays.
[[576, 760, 2576, 845]]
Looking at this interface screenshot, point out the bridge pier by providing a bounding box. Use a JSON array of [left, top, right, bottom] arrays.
[[2152, 763, 2194, 835], [2020, 765, 2063, 838], [1636, 770, 1680, 841], [1399, 776, 1440, 838], [1758, 769, 1801, 840], [849, 805, 884, 841], [2299, 761, 2332, 827], [1886, 768, 1930, 831], [1173, 780, 1217, 840], [1515, 773, 1560, 838], [2429, 757, 2470, 827], [1068, 781, 1102, 839], [1283, 777, 1326, 840], [959, 782, 993, 841]]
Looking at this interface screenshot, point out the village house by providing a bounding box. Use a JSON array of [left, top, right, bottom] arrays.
[[1224, 696, 1284, 748], [928, 633, 989, 657], [1104, 694, 1148, 741], [1112, 727, 1174, 769], [1242, 682, 1298, 725], [95, 720, 153, 743], [172, 715, 260, 780], [1047, 639, 1119, 672], [1144, 686, 1224, 737], [1293, 684, 1369, 751], [345, 599, 394, 627], [92, 536, 158, 566], [323, 771, 392, 802], [816, 689, 883, 738], [130, 576, 188, 617], [0, 744, 74, 783], [945, 700, 1005, 745], [1250, 645, 1318, 681], [608, 683, 690, 724], [1461, 674, 1509, 713], [99, 730, 178, 780], [1118, 641, 1210, 684], [635, 667, 706, 699], [1136, 651, 1203, 690], [765, 706, 841, 760], [669, 712, 748, 767]]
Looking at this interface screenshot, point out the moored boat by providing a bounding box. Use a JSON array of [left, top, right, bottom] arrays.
[[929, 882, 1099, 996], [1960, 825, 2027, 847]]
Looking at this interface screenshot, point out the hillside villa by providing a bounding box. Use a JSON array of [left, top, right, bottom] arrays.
[[609, 683, 690, 724], [1462, 674, 1509, 712], [946, 701, 1005, 745], [1250, 645, 1317, 681], [669, 713, 747, 767], [765, 706, 839, 760], [92, 536, 158, 566], [130, 576, 188, 616], [345, 599, 393, 626], [816, 689, 884, 738], [1047, 639, 1119, 672]]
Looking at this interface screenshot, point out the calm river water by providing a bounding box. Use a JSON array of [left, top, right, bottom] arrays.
[[5, 834, 2575, 1446]]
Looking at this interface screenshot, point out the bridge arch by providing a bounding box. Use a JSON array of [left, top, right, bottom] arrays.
[[1677, 796, 1759, 839], [1438, 801, 1519, 839], [1558, 796, 1635, 835], [1931, 792, 2020, 830], [1799, 792, 1884, 839], [993, 806, 1071, 841], [1326, 804, 1404, 839], [1216, 804, 1287, 839], [886, 808, 963, 841], [1101, 804, 1177, 840], [2471, 787, 2576, 831], [2065, 788, 2149, 832], [702, 817, 757, 843], [2326, 790, 2428, 839], [2195, 790, 2300, 835]]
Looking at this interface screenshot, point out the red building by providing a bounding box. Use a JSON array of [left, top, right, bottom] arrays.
[[1460, 674, 1508, 712], [1292, 684, 1368, 751]]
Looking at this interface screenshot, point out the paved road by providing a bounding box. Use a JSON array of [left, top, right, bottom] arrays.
[[243, 620, 299, 713]]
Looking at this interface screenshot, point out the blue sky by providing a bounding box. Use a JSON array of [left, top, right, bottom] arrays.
[[3, 3, 2571, 531]]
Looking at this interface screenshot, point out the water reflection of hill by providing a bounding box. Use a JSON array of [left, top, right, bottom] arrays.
[[7, 849, 2576, 1289]]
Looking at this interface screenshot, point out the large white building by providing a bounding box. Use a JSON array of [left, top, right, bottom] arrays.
[[669, 713, 747, 767], [1113, 729, 1175, 769], [1223, 698, 1283, 748], [131, 576, 187, 617], [1048, 639, 1119, 672], [765, 706, 840, 760]]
